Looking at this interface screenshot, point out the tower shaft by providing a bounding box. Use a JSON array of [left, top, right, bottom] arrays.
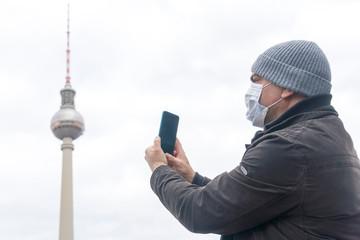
[[59, 137, 74, 240]]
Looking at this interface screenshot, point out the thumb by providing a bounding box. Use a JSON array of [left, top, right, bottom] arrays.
[[165, 153, 175, 162], [165, 153, 179, 165], [154, 136, 161, 147], [165, 153, 178, 169]]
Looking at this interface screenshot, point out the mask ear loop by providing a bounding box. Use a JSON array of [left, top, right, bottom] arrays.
[[267, 97, 283, 109], [261, 82, 283, 109], [259, 82, 272, 105], [262, 82, 272, 89]]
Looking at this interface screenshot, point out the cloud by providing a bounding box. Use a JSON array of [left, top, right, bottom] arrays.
[[0, 0, 359, 239]]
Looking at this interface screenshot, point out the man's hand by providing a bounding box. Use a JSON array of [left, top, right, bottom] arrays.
[[145, 136, 167, 172], [166, 138, 195, 183]]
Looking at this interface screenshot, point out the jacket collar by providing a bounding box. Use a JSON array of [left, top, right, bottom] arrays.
[[250, 94, 337, 143], [265, 94, 335, 130]]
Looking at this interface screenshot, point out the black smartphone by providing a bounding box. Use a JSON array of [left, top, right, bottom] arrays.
[[158, 111, 179, 155]]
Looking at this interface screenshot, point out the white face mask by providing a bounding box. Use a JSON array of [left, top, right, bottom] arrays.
[[245, 82, 283, 128]]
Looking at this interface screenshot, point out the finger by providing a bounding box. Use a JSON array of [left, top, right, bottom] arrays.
[[175, 138, 180, 148], [166, 154, 178, 170], [165, 153, 174, 161], [174, 138, 180, 153], [166, 153, 177, 164], [154, 136, 161, 147], [167, 156, 174, 166], [166, 154, 182, 166], [174, 138, 184, 154], [144, 147, 150, 157]]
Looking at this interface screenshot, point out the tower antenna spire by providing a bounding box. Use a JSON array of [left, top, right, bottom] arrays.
[[66, 3, 71, 85]]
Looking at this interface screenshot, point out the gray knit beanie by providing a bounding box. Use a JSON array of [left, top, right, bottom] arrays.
[[251, 40, 331, 96]]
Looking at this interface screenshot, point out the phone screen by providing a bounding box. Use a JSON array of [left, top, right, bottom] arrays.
[[158, 111, 179, 155]]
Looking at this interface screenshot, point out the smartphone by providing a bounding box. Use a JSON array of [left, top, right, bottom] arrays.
[[158, 111, 179, 155]]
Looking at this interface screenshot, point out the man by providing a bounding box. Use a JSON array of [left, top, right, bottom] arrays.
[[145, 40, 360, 239]]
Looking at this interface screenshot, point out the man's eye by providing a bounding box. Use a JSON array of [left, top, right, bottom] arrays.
[[250, 76, 258, 82]]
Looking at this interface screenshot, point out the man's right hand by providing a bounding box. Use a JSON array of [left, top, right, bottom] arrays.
[[165, 138, 195, 183]]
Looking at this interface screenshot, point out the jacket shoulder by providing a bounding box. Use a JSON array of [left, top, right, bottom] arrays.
[[243, 129, 306, 187]]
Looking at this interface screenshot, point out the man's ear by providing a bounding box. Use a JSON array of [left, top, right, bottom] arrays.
[[281, 88, 295, 99]]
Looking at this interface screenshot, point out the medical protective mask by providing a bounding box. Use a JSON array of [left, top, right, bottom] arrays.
[[245, 82, 283, 128]]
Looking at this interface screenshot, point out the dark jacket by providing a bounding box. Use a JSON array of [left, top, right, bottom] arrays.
[[150, 94, 360, 239]]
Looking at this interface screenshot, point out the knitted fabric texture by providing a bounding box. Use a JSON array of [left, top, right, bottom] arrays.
[[251, 40, 331, 96]]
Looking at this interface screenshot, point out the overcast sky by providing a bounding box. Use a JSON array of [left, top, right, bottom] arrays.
[[1, 0, 360, 239]]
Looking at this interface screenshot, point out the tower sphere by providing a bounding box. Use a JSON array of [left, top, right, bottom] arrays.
[[51, 108, 84, 140], [51, 3, 84, 141]]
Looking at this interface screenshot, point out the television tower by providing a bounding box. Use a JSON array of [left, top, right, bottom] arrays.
[[50, 4, 85, 240]]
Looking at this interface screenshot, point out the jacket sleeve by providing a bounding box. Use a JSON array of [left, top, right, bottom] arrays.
[[150, 134, 306, 235], [192, 172, 212, 186]]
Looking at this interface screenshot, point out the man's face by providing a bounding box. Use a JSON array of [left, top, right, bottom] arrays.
[[250, 73, 284, 124]]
